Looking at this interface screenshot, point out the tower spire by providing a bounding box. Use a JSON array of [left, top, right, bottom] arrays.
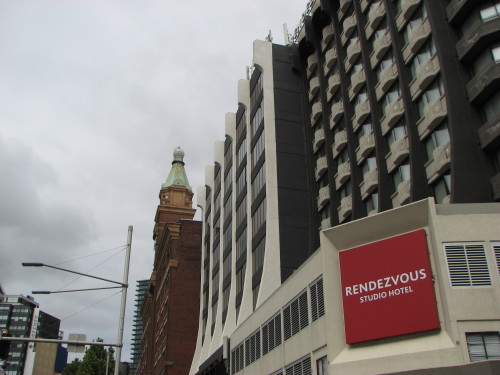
[[162, 146, 191, 190]]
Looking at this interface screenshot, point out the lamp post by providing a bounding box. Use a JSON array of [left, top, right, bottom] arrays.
[[21, 226, 133, 375]]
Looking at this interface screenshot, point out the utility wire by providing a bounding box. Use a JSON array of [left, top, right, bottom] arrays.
[[57, 248, 125, 292], [61, 290, 122, 322], [54, 245, 126, 266]]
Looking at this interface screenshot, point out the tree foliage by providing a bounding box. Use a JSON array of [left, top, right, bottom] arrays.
[[62, 338, 115, 375]]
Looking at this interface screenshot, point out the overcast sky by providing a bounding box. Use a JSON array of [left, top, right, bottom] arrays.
[[0, 0, 308, 363]]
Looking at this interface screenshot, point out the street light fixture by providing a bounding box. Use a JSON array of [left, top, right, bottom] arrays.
[[20, 226, 133, 375]]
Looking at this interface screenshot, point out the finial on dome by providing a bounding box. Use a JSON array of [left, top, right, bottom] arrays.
[[173, 146, 185, 163]]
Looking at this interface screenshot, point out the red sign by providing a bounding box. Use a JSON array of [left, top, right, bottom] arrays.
[[339, 229, 440, 344]]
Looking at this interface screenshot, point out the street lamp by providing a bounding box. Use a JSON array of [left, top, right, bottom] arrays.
[[21, 226, 133, 375]]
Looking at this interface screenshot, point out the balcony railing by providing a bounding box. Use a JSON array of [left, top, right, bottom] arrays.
[[396, 0, 422, 31], [356, 132, 375, 164], [385, 136, 409, 173], [410, 55, 441, 100], [349, 69, 366, 101], [380, 98, 405, 135], [310, 101, 323, 126], [329, 102, 344, 129], [392, 180, 411, 207], [335, 161, 351, 189], [315, 156, 328, 181], [466, 60, 500, 103], [375, 62, 398, 100], [425, 143, 451, 184], [327, 73, 341, 102], [360, 169, 378, 199], [478, 112, 500, 150], [370, 31, 392, 68], [365, 2, 386, 39], [402, 18, 431, 63], [321, 24, 335, 52], [417, 96, 447, 140], [332, 129, 348, 158], [338, 196, 353, 222], [345, 40, 362, 71], [313, 128, 326, 153], [339, 0, 353, 22], [307, 54, 318, 78], [456, 16, 500, 62], [324, 48, 338, 73], [317, 186, 330, 210], [308, 76, 321, 102], [352, 100, 371, 131]]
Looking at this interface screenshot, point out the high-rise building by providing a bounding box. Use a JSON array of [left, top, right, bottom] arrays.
[[138, 148, 202, 375], [190, 1, 500, 374], [0, 295, 60, 375], [130, 280, 148, 374]]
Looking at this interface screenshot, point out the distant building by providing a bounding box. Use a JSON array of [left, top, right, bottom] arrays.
[[130, 279, 148, 374], [189, 0, 500, 374], [138, 148, 202, 375], [0, 295, 60, 375]]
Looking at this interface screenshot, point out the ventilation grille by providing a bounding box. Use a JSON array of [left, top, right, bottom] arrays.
[[310, 277, 325, 321], [493, 243, 500, 279], [284, 290, 309, 341], [244, 329, 261, 367], [262, 313, 282, 355], [284, 356, 312, 375], [231, 343, 244, 374], [444, 243, 491, 287]]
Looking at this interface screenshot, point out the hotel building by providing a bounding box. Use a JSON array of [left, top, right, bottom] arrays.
[[190, 1, 500, 374]]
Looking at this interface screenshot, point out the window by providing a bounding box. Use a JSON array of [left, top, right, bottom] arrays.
[[252, 132, 265, 168], [262, 313, 282, 355], [392, 161, 410, 190], [283, 291, 309, 340], [418, 78, 445, 118], [365, 192, 379, 214], [253, 238, 265, 274], [480, 1, 500, 21], [253, 283, 260, 310], [403, 4, 428, 44], [361, 156, 377, 175], [410, 38, 436, 79], [223, 194, 232, 222], [444, 243, 491, 287], [482, 88, 500, 123], [432, 174, 451, 204], [310, 277, 325, 321], [252, 163, 266, 199], [236, 166, 247, 196], [251, 102, 264, 137], [236, 227, 247, 259], [424, 122, 450, 161], [237, 139, 247, 167], [212, 269, 220, 296], [236, 195, 247, 228], [466, 332, 500, 361], [223, 252, 232, 280], [252, 197, 267, 237], [317, 356, 328, 375], [236, 263, 246, 296], [224, 166, 232, 194]]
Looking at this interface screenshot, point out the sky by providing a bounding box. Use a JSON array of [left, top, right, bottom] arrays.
[[0, 0, 309, 363]]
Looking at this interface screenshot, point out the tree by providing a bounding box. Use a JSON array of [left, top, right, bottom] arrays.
[[62, 338, 114, 375]]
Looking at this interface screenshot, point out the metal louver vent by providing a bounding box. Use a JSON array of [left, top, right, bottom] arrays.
[[284, 290, 309, 341], [310, 277, 325, 321], [493, 243, 500, 279], [284, 356, 312, 375], [444, 243, 491, 287]]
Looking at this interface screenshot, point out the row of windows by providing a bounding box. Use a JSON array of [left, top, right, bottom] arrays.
[[236, 166, 246, 196], [237, 139, 247, 168], [236, 227, 247, 259], [231, 278, 325, 374], [251, 73, 263, 110], [252, 238, 265, 275], [223, 194, 232, 222]]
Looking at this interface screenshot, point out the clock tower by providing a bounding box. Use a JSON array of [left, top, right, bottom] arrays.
[[153, 146, 196, 241]]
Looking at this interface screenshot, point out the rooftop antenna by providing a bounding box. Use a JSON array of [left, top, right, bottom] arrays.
[[265, 30, 273, 42], [283, 23, 291, 45]]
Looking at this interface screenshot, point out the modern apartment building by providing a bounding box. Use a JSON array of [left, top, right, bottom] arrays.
[[190, 1, 500, 374], [0, 295, 60, 375], [130, 279, 148, 375], [138, 148, 202, 375]]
